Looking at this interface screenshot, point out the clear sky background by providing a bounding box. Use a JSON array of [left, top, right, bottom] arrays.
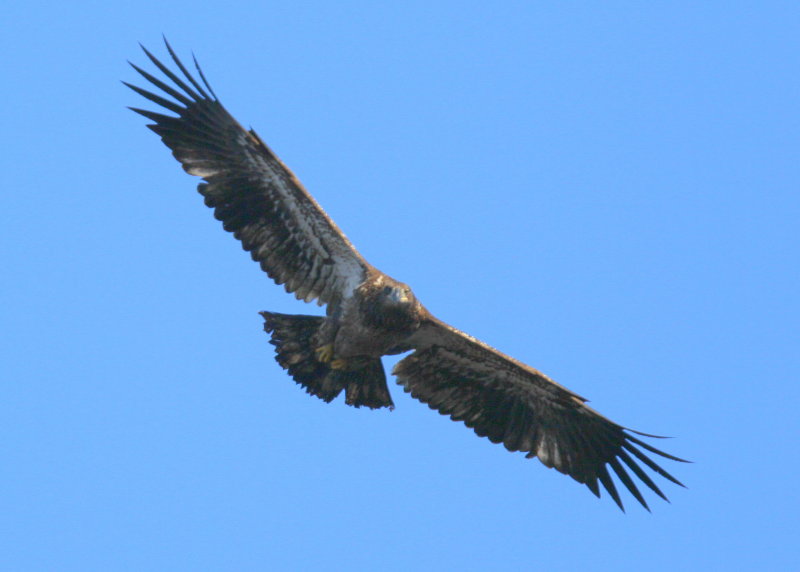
[[2, 2, 799, 570]]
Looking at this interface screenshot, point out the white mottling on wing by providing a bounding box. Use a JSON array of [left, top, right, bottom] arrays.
[[187, 166, 218, 177], [246, 146, 366, 300]]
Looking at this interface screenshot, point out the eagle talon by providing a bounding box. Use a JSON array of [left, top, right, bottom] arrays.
[[314, 344, 334, 363], [330, 358, 348, 370]]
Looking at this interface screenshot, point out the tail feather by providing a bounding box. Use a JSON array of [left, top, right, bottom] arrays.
[[260, 311, 394, 410], [343, 360, 394, 409]]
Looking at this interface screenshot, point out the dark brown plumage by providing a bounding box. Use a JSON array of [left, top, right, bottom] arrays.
[[127, 39, 687, 511]]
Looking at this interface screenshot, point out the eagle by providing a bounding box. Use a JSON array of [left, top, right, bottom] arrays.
[[126, 39, 687, 511]]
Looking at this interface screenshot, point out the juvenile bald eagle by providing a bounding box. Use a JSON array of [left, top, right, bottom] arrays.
[[127, 40, 687, 511]]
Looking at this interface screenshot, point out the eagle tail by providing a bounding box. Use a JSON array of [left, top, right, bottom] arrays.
[[260, 311, 394, 410]]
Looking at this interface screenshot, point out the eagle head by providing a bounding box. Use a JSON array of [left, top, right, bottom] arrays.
[[380, 283, 414, 306], [362, 276, 423, 332]]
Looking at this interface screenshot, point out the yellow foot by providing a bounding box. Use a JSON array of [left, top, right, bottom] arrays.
[[314, 344, 334, 363], [330, 358, 349, 370]]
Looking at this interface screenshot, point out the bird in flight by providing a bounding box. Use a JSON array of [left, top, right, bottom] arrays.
[[126, 39, 687, 511]]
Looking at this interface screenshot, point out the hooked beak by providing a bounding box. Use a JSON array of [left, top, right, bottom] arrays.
[[388, 288, 410, 304]]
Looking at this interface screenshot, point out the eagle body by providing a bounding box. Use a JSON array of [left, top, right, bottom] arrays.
[[127, 40, 687, 511], [264, 272, 426, 411], [330, 272, 425, 360]]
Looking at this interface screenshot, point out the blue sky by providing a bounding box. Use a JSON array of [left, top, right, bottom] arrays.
[[2, 2, 799, 570]]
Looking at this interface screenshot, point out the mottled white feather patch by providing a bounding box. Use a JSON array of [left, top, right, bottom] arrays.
[[186, 165, 218, 177]]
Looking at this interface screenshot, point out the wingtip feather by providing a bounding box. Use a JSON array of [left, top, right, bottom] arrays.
[[597, 466, 625, 512]]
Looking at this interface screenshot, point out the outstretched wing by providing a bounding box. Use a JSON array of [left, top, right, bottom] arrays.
[[394, 318, 687, 511], [125, 40, 370, 307]]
